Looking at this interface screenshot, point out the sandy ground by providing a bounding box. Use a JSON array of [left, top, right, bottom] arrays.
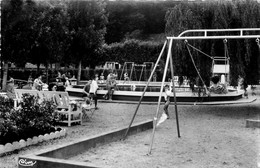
[[70, 101, 260, 168], [0, 91, 260, 168]]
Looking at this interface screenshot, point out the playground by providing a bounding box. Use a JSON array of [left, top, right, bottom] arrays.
[[1, 0, 260, 167], [0, 88, 259, 168]]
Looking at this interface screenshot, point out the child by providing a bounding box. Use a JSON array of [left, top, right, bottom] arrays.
[[124, 72, 129, 83], [82, 96, 91, 109], [157, 81, 172, 126], [81, 93, 92, 118], [163, 84, 172, 119]]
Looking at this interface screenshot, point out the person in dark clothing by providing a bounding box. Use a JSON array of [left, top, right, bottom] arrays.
[[243, 79, 248, 98]]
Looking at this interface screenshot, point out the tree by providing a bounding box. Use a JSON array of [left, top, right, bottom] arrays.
[[2, 0, 68, 86], [66, 0, 108, 83], [2, 0, 24, 90], [165, 1, 260, 86], [27, 1, 69, 75]]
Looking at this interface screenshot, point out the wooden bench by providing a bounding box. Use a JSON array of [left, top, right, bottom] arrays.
[[14, 89, 82, 127], [42, 91, 82, 126]]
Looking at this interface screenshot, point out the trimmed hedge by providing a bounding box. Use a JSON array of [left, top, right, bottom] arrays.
[[102, 39, 164, 65]]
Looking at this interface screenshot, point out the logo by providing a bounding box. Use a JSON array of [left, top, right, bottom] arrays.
[[18, 159, 37, 167]]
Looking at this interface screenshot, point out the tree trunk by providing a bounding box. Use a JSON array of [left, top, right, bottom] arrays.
[[37, 63, 40, 75], [45, 63, 49, 84], [77, 60, 82, 85], [2, 62, 8, 91]]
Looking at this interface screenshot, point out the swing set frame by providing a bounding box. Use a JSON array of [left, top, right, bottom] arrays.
[[123, 28, 260, 154]]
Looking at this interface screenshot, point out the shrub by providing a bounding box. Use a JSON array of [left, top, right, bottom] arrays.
[[0, 96, 14, 118], [0, 94, 58, 145]]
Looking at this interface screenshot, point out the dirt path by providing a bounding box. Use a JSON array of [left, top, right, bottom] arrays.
[[0, 95, 259, 168]]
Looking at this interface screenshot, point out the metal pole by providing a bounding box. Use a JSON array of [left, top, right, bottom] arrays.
[[169, 45, 181, 138], [123, 40, 167, 140], [148, 39, 173, 154]]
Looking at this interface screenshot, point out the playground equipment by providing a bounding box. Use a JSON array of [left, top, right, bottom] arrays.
[[119, 62, 155, 82], [143, 62, 155, 81], [123, 28, 260, 154], [102, 62, 121, 74], [119, 62, 135, 81], [184, 38, 231, 85]]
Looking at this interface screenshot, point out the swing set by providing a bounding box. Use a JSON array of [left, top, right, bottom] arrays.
[[119, 62, 155, 82], [123, 28, 260, 154], [184, 38, 230, 84]]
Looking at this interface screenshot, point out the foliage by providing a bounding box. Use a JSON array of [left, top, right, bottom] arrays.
[[105, 1, 176, 44], [0, 94, 57, 145], [165, 1, 260, 85], [102, 39, 164, 65], [2, 0, 68, 68], [66, 0, 108, 68], [1, 0, 260, 85], [0, 96, 14, 117]]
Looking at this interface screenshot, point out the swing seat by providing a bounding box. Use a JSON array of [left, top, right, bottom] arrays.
[[213, 64, 230, 74]]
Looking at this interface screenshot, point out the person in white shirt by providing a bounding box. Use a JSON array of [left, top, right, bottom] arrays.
[[33, 74, 43, 91], [89, 76, 99, 109], [65, 77, 71, 88]]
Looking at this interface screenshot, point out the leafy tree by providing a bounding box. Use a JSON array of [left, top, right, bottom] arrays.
[[1, 0, 68, 85], [105, 1, 174, 44], [165, 1, 260, 86], [28, 1, 69, 75], [2, 0, 25, 89], [66, 0, 108, 83]]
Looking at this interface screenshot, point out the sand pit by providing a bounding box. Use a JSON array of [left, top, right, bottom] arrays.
[[69, 101, 260, 168], [0, 95, 260, 168]]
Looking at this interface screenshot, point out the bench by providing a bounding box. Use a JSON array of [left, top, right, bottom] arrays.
[[14, 89, 82, 127], [42, 91, 82, 126]]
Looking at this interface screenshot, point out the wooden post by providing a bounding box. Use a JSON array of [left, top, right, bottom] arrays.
[[148, 39, 173, 154], [123, 41, 167, 140]]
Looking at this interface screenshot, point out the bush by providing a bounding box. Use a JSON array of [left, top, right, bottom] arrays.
[[103, 39, 164, 65], [0, 94, 58, 145]]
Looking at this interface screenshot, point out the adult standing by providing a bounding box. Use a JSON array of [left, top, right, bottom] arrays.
[[103, 71, 113, 100], [65, 77, 71, 88], [89, 76, 99, 109], [108, 76, 117, 100]]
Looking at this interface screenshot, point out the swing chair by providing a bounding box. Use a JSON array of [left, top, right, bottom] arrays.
[[123, 28, 260, 156], [119, 62, 135, 82], [212, 39, 230, 83], [132, 63, 146, 82], [102, 62, 120, 74], [184, 38, 231, 95]]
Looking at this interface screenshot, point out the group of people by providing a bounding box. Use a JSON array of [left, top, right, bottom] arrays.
[[6, 74, 47, 99], [81, 71, 118, 110], [30, 73, 71, 92], [82, 76, 99, 109]]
